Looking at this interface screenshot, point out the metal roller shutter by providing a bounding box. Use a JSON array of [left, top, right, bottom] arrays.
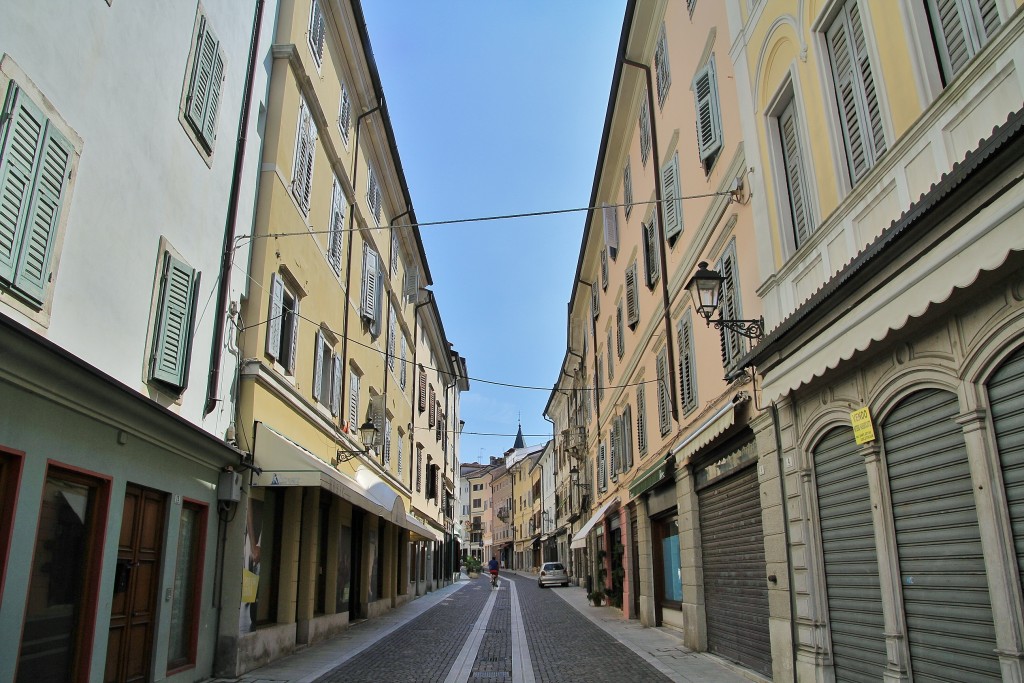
[[883, 389, 1000, 682], [813, 427, 886, 682], [988, 345, 1024, 601], [698, 464, 772, 676]]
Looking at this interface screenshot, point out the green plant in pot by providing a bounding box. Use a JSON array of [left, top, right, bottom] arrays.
[[463, 556, 482, 577], [587, 590, 605, 606]]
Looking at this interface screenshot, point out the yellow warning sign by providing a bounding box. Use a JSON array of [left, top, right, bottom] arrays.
[[850, 407, 875, 445]]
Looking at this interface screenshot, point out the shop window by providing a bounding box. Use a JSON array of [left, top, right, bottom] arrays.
[[653, 514, 682, 607], [167, 501, 206, 673]]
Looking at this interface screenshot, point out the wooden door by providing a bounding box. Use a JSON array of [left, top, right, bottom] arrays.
[[105, 485, 165, 683]]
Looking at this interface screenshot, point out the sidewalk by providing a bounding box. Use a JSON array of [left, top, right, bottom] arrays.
[[215, 573, 766, 683]]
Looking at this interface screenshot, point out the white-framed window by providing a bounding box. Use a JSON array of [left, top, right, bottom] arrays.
[[313, 329, 341, 415], [775, 98, 814, 250], [693, 55, 723, 173], [825, 0, 886, 185], [639, 97, 651, 167], [328, 177, 345, 273], [926, 0, 1002, 85], [292, 98, 317, 214], [360, 242, 383, 336], [655, 24, 671, 109], [348, 369, 361, 430], [182, 11, 225, 155], [366, 163, 382, 224], [623, 159, 633, 218], [677, 312, 697, 414], [307, 0, 326, 70], [0, 73, 76, 313], [661, 152, 682, 244], [338, 81, 352, 145], [149, 248, 199, 392], [266, 272, 300, 376]]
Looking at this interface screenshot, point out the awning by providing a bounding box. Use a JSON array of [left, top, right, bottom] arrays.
[[673, 398, 743, 463], [628, 454, 675, 499], [570, 497, 619, 549]]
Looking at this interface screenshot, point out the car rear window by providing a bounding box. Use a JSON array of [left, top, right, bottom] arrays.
[[544, 563, 564, 571]]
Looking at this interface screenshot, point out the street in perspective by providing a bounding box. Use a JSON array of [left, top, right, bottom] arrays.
[[1, 0, 1023, 682]]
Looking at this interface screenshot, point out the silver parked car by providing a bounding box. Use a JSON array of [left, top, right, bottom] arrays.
[[537, 561, 569, 587]]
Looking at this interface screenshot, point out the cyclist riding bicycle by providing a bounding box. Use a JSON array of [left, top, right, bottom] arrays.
[[487, 556, 500, 587]]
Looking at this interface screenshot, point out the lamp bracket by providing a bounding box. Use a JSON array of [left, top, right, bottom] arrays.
[[707, 316, 765, 340]]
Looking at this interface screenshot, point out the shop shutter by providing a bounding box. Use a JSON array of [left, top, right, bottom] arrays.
[[813, 427, 886, 682], [698, 464, 772, 677], [883, 389, 1000, 682]]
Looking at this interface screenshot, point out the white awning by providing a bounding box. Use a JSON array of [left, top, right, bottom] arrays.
[[570, 497, 619, 549], [671, 397, 745, 464]]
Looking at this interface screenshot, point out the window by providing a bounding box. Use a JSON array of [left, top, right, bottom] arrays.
[[591, 283, 600, 319], [677, 313, 697, 414], [655, 24, 671, 108], [307, 0, 327, 68], [391, 230, 400, 276], [636, 384, 648, 456], [313, 330, 341, 415], [653, 515, 682, 606], [167, 502, 206, 673], [400, 336, 407, 389], [603, 203, 619, 261], [616, 302, 624, 359], [150, 250, 199, 391], [621, 405, 633, 470], [609, 420, 618, 481], [384, 418, 392, 467], [292, 99, 317, 214], [716, 243, 744, 367], [642, 219, 660, 288], [596, 357, 604, 405], [418, 366, 427, 412], [607, 329, 614, 381], [600, 249, 608, 290], [625, 262, 639, 328], [623, 160, 633, 218], [360, 243, 382, 336], [0, 80, 73, 308], [661, 152, 682, 244], [397, 434, 404, 474], [693, 56, 723, 173], [366, 164, 382, 224], [826, 0, 886, 185], [328, 178, 345, 273], [639, 98, 652, 167], [598, 441, 607, 491], [266, 272, 299, 375], [687, 0, 698, 15], [656, 348, 671, 435], [348, 369, 360, 430], [183, 13, 225, 153], [387, 308, 396, 370], [927, 0, 1001, 84], [429, 385, 436, 426], [472, 498, 481, 508], [0, 449, 24, 604], [416, 445, 423, 492], [338, 81, 352, 145], [776, 99, 814, 249]]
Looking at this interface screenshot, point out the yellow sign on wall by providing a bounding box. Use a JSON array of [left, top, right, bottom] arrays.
[[850, 407, 876, 444]]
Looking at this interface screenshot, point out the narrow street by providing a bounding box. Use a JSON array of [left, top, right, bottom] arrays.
[[224, 574, 753, 683]]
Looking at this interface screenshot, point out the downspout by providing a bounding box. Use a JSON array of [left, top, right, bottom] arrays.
[[337, 102, 382, 431], [772, 402, 798, 683], [204, 0, 266, 416], [622, 58, 678, 424]]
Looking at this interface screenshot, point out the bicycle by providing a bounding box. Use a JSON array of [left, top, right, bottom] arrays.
[[489, 570, 499, 589]]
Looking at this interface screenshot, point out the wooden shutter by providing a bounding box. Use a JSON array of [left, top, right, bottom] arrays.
[[657, 349, 671, 435], [693, 57, 723, 163], [429, 385, 436, 426], [329, 180, 344, 272], [616, 302, 624, 358], [609, 418, 619, 481], [308, 0, 326, 67], [293, 102, 314, 212], [201, 50, 224, 149], [418, 367, 427, 411], [642, 220, 659, 287], [607, 329, 614, 380], [625, 263, 638, 327], [600, 249, 608, 289], [678, 314, 697, 413], [927, 0, 1001, 82], [661, 153, 682, 241], [602, 203, 619, 256], [266, 272, 283, 361], [369, 394, 384, 434], [655, 25, 671, 108], [400, 336, 407, 388], [372, 260, 383, 337], [339, 83, 352, 143], [636, 385, 648, 456], [639, 98, 651, 167], [716, 249, 743, 366], [387, 308, 396, 369], [287, 297, 299, 376], [186, 17, 217, 142], [596, 357, 604, 405], [598, 442, 607, 491], [390, 230, 400, 276], [384, 418, 392, 466], [591, 283, 600, 318], [313, 330, 325, 401], [361, 243, 377, 321], [403, 265, 420, 303], [151, 252, 198, 389], [623, 162, 633, 216], [622, 404, 633, 470], [348, 371, 360, 428], [778, 102, 812, 248], [331, 355, 341, 416]]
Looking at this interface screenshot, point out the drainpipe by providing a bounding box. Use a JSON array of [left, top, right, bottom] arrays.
[[204, 0, 266, 417], [772, 402, 798, 683], [337, 102, 382, 431], [622, 58, 678, 424]]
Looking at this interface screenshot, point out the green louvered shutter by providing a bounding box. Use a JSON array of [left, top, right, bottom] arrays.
[[313, 330, 324, 402], [636, 384, 648, 456], [656, 348, 671, 435], [331, 354, 342, 416], [661, 153, 682, 242], [622, 404, 633, 470], [693, 57, 723, 164], [779, 101, 812, 249], [677, 314, 697, 414], [201, 50, 224, 150], [927, 0, 1001, 83], [625, 263, 638, 327], [266, 272, 283, 361], [186, 18, 219, 149], [0, 85, 43, 284], [152, 252, 198, 389]]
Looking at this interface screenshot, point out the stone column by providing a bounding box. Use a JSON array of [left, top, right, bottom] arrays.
[[324, 495, 340, 615], [278, 486, 304, 625], [296, 488, 320, 642], [676, 463, 705, 651], [637, 496, 656, 626]]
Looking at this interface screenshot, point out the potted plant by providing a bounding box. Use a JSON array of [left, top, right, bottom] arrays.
[[587, 590, 605, 606], [464, 556, 482, 578]]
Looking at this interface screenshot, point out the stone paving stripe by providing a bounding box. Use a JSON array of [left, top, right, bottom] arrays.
[[444, 581, 500, 683], [508, 579, 535, 683]]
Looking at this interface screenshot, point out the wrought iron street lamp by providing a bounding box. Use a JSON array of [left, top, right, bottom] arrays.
[[332, 419, 380, 465], [685, 261, 765, 340]]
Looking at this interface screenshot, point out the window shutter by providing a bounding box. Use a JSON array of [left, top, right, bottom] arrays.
[[622, 404, 633, 469], [625, 263, 639, 327], [609, 418, 618, 481], [391, 230, 400, 276], [371, 260, 383, 337], [186, 17, 216, 139], [636, 384, 648, 456], [400, 336, 407, 388], [657, 349, 671, 435], [693, 57, 723, 164], [387, 308, 396, 369], [293, 102, 315, 212], [607, 329, 614, 380], [361, 243, 377, 321], [848, 2, 885, 164], [716, 249, 743, 366], [661, 153, 682, 241], [596, 357, 604, 405], [429, 385, 436, 426], [331, 354, 341, 416], [384, 418, 392, 466], [339, 82, 352, 143], [642, 220, 659, 288], [779, 103, 812, 248], [418, 367, 427, 412], [600, 249, 608, 290], [397, 436, 403, 473], [591, 282, 600, 319], [678, 314, 697, 413], [329, 179, 344, 272], [313, 330, 325, 402], [975, 0, 1001, 41], [602, 203, 619, 256], [655, 25, 671, 108], [623, 162, 633, 217], [348, 371, 360, 429], [201, 50, 224, 149], [369, 393, 384, 434], [266, 272, 283, 361], [151, 252, 198, 389], [639, 98, 651, 167], [308, 0, 326, 67], [598, 442, 607, 491], [927, 0, 1000, 82], [403, 265, 420, 303], [288, 297, 300, 376], [616, 302, 624, 358]]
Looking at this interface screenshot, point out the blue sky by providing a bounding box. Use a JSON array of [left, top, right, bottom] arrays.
[[361, 3, 626, 463]]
